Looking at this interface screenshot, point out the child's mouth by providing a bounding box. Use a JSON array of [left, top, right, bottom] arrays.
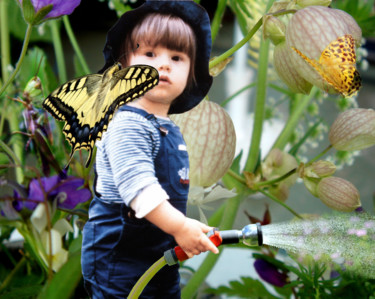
[[159, 76, 170, 84]]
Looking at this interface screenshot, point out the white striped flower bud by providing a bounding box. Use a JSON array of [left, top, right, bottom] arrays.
[[170, 101, 236, 187], [329, 108, 375, 151], [316, 177, 361, 212]]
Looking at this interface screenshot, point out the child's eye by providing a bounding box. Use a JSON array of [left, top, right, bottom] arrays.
[[172, 56, 181, 61], [145, 52, 154, 57]]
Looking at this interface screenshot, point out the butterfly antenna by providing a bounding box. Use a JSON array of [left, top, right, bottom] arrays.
[[64, 151, 75, 171]]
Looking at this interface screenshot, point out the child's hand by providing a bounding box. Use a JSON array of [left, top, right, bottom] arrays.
[[172, 217, 219, 258], [145, 201, 219, 257]]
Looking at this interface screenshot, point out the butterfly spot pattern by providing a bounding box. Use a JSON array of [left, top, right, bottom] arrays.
[[292, 34, 361, 98]]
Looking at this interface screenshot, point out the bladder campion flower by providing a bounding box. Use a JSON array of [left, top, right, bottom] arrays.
[[316, 177, 361, 212], [329, 108, 375, 151], [300, 160, 336, 197], [273, 6, 362, 97], [170, 100, 236, 187]]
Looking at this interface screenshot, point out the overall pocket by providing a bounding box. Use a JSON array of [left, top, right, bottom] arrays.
[[167, 148, 190, 196]]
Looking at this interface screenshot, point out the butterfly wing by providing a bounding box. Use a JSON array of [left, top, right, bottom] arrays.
[[43, 64, 159, 167], [319, 34, 361, 97], [292, 34, 361, 98]]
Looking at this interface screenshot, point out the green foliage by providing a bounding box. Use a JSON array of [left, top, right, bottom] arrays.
[[332, 0, 375, 37], [18, 47, 58, 98], [206, 276, 279, 299], [37, 251, 82, 299]]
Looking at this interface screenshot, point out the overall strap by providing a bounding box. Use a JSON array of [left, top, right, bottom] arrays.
[[118, 105, 168, 135]]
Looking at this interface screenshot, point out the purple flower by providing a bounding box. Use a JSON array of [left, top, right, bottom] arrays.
[[26, 174, 91, 210], [19, 0, 81, 24], [254, 259, 288, 287], [33, 0, 80, 18]]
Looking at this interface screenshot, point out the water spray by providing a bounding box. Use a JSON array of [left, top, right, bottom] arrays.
[[128, 223, 263, 298], [129, 213, 375, 298]]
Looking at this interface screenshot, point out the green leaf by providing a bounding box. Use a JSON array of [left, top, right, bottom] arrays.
[[22, 0, 36, 25], [206, 276, 279, 299], [37, 251, 82, 299], [18, 47, 58, 98], [33, 4, 53, 25]]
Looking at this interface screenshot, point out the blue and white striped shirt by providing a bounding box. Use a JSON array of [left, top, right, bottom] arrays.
[[95, 109, 175, 207]]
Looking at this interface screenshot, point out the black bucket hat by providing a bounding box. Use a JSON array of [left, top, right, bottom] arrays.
[[100, 0, 213, 114]]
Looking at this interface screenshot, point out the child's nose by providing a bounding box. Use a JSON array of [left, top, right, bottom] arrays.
[[158, 56, 171, 71]]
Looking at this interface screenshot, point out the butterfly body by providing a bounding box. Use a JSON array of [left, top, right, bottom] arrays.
[[43, 64, 159, 167], [292, 34, 361, 98]]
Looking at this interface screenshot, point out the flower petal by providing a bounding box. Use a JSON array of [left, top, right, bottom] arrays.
[[254, 259, 288, 287], [31, 0, 81, 19]]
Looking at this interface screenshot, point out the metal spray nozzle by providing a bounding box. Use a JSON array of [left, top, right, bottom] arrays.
[[241, 223, 263, 246], [219, 223, 263, 247]]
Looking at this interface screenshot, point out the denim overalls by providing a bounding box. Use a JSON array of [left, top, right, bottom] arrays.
[[82, 106, 189, 298]]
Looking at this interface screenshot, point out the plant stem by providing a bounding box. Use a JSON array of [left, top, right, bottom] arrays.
[[209, 17, 263, 70], [0, 24, 33, 97], [210, 0, 227, 43], [0, 138, 22, 166], [62, 15, 91, 74], [0, 0, 11, 85], [308, 144, 333, 164], [8, 106, 25, 183], [221, 82, 256, 107], [226, 168, 246, 185], [209, 9, 295, 70], [259, 189, 302, 219], [244, 37, 270, 173], [254, 168, 297, 189], [50, 20, 67, 83], [272, 88, 317, 151]]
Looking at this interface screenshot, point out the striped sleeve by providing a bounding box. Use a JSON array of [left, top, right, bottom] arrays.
[[95, 111, 162, 206]]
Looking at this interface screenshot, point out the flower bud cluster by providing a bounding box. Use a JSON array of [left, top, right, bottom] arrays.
[[299, 161, 361, 211]]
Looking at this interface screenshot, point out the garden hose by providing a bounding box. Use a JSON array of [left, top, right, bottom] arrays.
[[128, 223, 263, 298]]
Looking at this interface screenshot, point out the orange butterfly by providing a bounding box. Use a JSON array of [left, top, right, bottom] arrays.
[[292, 34, 361, 98]]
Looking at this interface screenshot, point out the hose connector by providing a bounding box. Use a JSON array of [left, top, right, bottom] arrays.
[[241, 223, 263, 246]]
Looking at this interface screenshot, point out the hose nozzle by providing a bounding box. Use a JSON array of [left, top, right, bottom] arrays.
[[241, 223, 263, 246], [164, 224, 263, 266]]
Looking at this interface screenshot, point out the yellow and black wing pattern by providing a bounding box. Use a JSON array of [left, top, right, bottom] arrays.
[[43, 64, 159, 167]]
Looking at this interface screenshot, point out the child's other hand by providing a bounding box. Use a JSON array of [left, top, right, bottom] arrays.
[[172, 217, 219, 258]]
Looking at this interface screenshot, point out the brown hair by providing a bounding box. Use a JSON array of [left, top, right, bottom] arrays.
[[120, 13, 196, 87]]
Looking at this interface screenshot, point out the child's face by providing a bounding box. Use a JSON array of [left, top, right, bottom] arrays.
[[128, 44, 190, 107]]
